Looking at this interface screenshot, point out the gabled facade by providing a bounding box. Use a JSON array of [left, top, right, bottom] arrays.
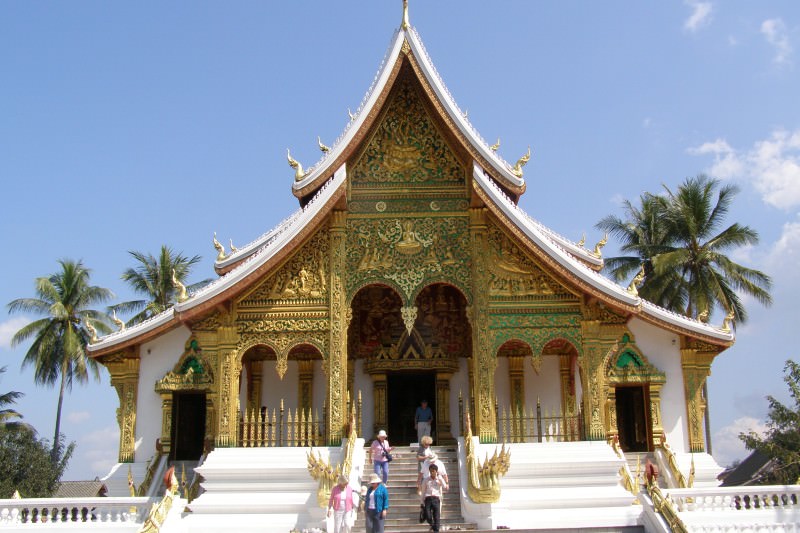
[[88, 14, 733, 468]]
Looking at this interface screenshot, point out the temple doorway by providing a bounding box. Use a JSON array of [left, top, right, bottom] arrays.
[[170, 392, 206, 461], [615, 385, 650, 452], [387, 372, 435, 445]]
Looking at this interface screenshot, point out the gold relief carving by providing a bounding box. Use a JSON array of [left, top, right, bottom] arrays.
[[683, 338, 724, 354], [192, 312, 221, 331], [328, 221, 348, 444], [583, 303, 629, 325], [351, 73, 464, 186], [487, 227, 570, 298], [347, 216, 470, 300], [400, 305, 417, 333], [604, 333, 666, 386], [241, 232, 329, 305], [238, 319, 329, 334]]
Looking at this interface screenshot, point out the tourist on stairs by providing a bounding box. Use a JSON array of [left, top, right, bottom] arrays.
[[370, 429, 394, 485], [421, 463, 448, 532], [327, 474, 358, 533], [365, 473, 389, 533]]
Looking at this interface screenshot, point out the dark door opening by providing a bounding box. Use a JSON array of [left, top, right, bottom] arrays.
[[615, 385, 650, 452], [170, 392, 206, 461], [387, 372, 436, 445]]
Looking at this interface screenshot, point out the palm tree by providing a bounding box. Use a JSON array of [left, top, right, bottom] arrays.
[[7, 259, 113, 457], [597, 175, 772, 324], [0, 366, 25, 430], [114, 245, 210, 325]]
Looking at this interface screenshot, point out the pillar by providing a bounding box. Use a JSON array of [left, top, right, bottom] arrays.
[[681, 345, 715, 452], [372, 373, 388, 436], [105, 349, 140, 463], [327, 210, 349, 445], [469, 208, 497, 442], [435, 371, 454, 443]]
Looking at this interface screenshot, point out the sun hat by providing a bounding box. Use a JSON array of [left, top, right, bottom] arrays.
[[428, 453, 438, 462], [377, 429, 387, 438], [369, 473, 382, 484]]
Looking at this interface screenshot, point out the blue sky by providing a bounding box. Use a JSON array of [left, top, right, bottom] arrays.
[[1, 2, 798, 480]]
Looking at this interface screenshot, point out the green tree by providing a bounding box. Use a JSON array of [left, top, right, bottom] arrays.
[[113, 245, 210, 325], [7, 259, 113, 458], [0, 427, 74, 498], [740, 360, 800, 485], [0, 366, 25, 430], [597, 175, 772, 324]]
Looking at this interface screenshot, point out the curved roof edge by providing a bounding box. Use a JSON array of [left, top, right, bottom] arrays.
[[292, 25, 525, 198], [88, 164, 348, 356], [215, 208, 304, 271], [472, 161, 734, 344]]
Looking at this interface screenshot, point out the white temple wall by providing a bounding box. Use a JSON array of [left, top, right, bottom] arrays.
[[258, 360, 301, 411], [135, 325, 192, 462], [312, 359, 326, 413], [352, 359, 374, 438], [525, 355, 562, 414], [627, 318, 688, 453], [493, 356, 510, 407]]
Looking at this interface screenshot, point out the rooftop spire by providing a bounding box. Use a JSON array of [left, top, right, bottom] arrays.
[[401, 0, 409, 30]]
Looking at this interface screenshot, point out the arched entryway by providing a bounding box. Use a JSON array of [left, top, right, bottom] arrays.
[[349, 282, 469, 444]]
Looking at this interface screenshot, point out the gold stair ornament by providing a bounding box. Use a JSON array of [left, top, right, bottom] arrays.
[[464, 411, 511, 503], [307, 409, 359, 508]]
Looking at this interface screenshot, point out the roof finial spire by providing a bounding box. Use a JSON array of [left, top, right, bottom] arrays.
[[401, 0, 409, 30]]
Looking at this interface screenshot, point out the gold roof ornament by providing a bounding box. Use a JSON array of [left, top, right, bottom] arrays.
[[576, 233, 586, 247], [111, 309, 125, 332], [593, 233, 608, 258], [697, 308, 709, 323], [229, 239, 238, 253], [510, 146, 531, 177], [721, 309, 735, 333], [317, 136, 330, 153], [348, 108, 356, 122], [627, 264, 645, 296], [287, 148, 311, 182], [401, 0, 410, 30], [172, 269, 188, 303], [213, 232, 227, 261], [489, 138, 500, 152], [85, 318, 98, 343], [463, 109, 469, 119]]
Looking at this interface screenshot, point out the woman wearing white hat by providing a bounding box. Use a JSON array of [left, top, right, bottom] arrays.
[[364, 473, 389, 533], [369, 429, 394, 485]]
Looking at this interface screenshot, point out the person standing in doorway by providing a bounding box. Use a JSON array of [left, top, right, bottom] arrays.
[[370, 430, 393, 485], [414, 399, 433, 443], [365, 473, 389, 533]]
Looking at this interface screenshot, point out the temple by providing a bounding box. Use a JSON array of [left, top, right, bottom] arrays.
[[75, 4, 774, 532]]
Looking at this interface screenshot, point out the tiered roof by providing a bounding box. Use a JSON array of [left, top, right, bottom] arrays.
[[88, 15, 733, 357]]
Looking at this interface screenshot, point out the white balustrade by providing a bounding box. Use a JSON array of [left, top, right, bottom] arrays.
[[0, 497, 152, 527], [664, 486, 800, 514]]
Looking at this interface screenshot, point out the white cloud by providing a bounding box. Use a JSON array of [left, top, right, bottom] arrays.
[[761, 18, 792, 65], [712, 416, 767, 468], [0, 317, 31, 350], [688, 129, 800, 210], [764, 218, 800, 275], [67, 411, 91, 424], [74, 425, 120, 479], [684, 0, 713, 32]]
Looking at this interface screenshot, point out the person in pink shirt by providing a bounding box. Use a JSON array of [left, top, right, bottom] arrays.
[[327, 474, 358, 533], [369, 429, 394, 485]]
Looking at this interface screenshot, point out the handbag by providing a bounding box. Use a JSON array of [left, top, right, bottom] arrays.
[[380, 441, 393, 462]]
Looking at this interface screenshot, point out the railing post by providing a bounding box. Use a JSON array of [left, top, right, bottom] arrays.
[[458, 391, 463, 437], [279, 399, 285, 447], [536, 398, 543, 443]]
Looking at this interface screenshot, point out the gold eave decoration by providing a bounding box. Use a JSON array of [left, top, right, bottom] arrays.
[[464, 412, 511, 503]]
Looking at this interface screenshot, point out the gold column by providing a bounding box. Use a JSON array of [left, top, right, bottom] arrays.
[[649, 383, 665, 448], [508, 355, 525, 412], [105, 349, 140, 463], [372, 373, 388, 435], [435, 371, 453, 443], [680, 344, 716, 452], [606, 388, 618, 442], [248, 359, 264, 411], [159, 393, 173, 456], [469, 208, 497, 442], [328, 211, 349, 445], [215, 319, 241, 448], [298, 359, 314, 412], [579, 319, 621, 441]]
